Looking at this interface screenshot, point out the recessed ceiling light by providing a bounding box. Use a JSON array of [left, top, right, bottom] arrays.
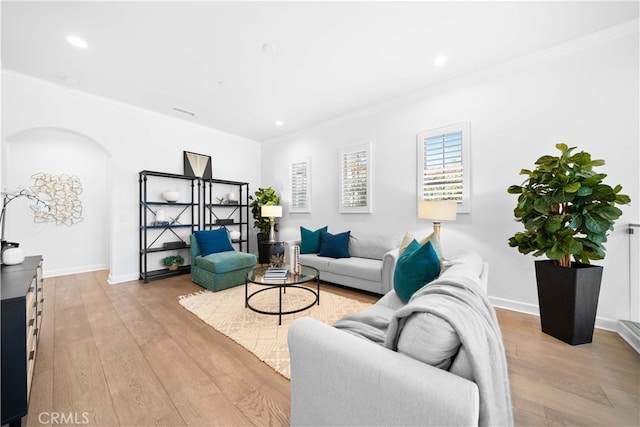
[[433, 55, 447, 66], [66, 35, 88, 49], [262, 42, 277, 54], [275, 120, 284, 127]]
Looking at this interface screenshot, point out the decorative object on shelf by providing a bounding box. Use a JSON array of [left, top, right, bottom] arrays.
[[162, 255, 185, 271], [228, 192, 238, 203], [1, 188, 50, 264], [507, 143, 630, 345], [30, 173, 83, 225], [162, 190, 180, 203], [163, 241, 187, 249], [184, 151, 212, 179], [215, 218, 235, 225], [216, 196, 227, 204], [262, 205, 283, 243], [229, 230, 241, 241], [418, 200, 457, 240]]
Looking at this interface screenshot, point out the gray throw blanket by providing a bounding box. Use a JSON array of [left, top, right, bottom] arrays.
[[335, 268, 513, 427]]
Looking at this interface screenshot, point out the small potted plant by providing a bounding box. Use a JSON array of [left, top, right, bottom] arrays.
[[162, 255, 185, 271]]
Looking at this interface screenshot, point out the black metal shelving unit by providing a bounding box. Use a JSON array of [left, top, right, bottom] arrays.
[[202, 179, 250, 253], [139, 170, 199, 282]]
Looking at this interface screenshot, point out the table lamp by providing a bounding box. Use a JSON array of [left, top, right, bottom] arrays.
[[261, 205, 282, 242], [418, 200, 457, 240]]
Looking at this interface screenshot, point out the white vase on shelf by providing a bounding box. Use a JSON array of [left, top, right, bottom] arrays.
[[162, 190, 179, 203]]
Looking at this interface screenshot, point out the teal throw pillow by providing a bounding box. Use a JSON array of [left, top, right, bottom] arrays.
[[300, 226, 328, 254], [194, 229, 234, 256], [318, 230, 351, 258], [394, 239, 441, 303]]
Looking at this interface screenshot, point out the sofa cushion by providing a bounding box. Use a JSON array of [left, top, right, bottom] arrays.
[[195, 250, 256, 273], [194, 229, 234, 256], [393, 240, 441, 303], [400, 232, 443, 261], [349, 234, 399, 260], [329, 257, 381, 283], [319, 231, 351, 258], [397, 312, 461, 370], [300, 226, 328, 254], [298, 253, 332, 271]]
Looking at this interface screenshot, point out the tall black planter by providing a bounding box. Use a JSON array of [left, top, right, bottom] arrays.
[[534, 260, 603, 345], [257, 232, 270, 264]]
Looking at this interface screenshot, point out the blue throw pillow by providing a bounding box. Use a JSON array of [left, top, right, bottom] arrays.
[[194, 229, 234, 256], [300, 226, 328, 254], [394, 239, 441, 303], [318, 230, 351, 258]]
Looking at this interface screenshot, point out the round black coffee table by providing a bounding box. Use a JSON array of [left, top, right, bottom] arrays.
[[245, 265, 320, 325]]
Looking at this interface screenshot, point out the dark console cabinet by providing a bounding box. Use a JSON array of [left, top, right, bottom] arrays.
[[1, 256, 44, 426]]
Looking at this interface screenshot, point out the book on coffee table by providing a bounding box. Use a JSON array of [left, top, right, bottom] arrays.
[[264, 267, 289, 280]]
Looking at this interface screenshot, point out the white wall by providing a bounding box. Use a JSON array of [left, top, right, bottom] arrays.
[[3, 128, 109, 276], [1, 71, 262, 282], [262, 31, 639, 324]]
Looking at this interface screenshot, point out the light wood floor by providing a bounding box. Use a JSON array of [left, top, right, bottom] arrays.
[[24, 271, 638, 426]]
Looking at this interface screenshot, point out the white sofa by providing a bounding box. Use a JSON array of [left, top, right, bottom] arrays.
[[288, 249, 514, 427], [285, 234, 400, 295]]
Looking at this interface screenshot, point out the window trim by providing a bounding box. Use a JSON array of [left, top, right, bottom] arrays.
[[417, 122, 471, 213], [289, 157, 311, 213], [339, 142, 372, 214]]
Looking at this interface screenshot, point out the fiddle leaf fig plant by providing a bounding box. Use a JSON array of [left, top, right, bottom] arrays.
[[507, 143, 630, 268], [249, 187, 280, 234]]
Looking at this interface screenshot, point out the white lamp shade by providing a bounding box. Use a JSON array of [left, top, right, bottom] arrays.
[[261, 205, 282, 218], [418, 200, 457, 221]]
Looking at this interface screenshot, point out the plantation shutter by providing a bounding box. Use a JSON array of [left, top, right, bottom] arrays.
[[340, 144, 371, 213], [417, 122, 470, 213], [290, 159, 310, 212], [422, 131, 464, 202]]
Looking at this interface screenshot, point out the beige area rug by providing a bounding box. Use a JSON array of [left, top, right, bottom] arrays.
[[178, 284, 372, 379]]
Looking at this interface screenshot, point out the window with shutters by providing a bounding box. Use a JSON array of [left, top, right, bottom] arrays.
[[417, 122, 470, 213], [340, 143, 371, 213], [290, 158, 310, 213]]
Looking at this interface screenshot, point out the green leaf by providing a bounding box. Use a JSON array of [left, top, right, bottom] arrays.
[[584, 211, 610, 234], [615, 194, 631, 205], [576, 186, 593, 197], [555, 143, 569, 152], [564, 182, 581, 193], [596, 205, 622, 221], [507, 185, 523, 194], [544, 215, 564, 233]]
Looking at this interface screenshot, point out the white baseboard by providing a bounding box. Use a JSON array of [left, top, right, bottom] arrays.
[[107, 272, 139, 284], [489, 296, 629, 337], [618, 321, 640, 353], [43, 264, 106, 278]]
